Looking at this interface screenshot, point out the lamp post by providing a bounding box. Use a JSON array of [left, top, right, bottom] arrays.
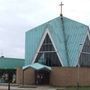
[[8, 81, 10, 90], [77, 63, 80, 90], [8, 72, 11, 90]]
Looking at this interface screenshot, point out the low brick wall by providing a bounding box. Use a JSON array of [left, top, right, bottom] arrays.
[[24, 68, 35, 85], [16, 68, 35, 85], [16, 67, 90, 86], [16, 68, 23, 84], [50, 67, 90, 86]]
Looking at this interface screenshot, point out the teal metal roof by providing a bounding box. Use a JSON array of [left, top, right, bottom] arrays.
[[25, 16, 89, 67], [23, 63, 51, 71], [0, 57, 24, 69]]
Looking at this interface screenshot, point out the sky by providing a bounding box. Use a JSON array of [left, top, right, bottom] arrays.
[[0, 0, 90, 59]]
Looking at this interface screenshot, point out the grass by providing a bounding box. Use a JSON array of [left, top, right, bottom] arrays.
[[66, 87, 90, 90], [56, 87, 90, 90]]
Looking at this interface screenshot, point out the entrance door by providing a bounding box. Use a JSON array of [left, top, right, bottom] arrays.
[[35, 70, 50, 85]]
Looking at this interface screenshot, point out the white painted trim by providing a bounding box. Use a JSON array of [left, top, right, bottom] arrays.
[[87, 29, 90, 41], [32, 28, 64, 66], [75, 43, 83, 66], [32, 29, 48, 64], [47, 29, 64, 66], [75, 29, 90, 67]]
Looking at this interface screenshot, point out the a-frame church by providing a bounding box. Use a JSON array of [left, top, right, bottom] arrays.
[[25, 16, 90, 67], [16, 4, 90, 86]]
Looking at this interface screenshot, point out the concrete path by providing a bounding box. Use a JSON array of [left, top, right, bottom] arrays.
[[0, 85, 57, 90], [0, 84, 66, 90]]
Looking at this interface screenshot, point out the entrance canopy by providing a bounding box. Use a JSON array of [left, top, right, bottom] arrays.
[[23, 63, 51, 71]]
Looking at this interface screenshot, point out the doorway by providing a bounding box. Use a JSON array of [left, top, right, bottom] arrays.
[[35, 70, 50, 85]]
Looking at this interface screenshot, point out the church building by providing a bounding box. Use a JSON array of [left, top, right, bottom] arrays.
[[25, 16, 90, 67], [16, 3, 90, 86], [16, 14, 90, 86]]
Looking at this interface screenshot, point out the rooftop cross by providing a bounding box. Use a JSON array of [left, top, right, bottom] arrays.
[[59, 2, 64, 16]]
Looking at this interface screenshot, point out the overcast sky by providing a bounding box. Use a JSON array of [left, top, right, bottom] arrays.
[[0, 0, 90, 58]]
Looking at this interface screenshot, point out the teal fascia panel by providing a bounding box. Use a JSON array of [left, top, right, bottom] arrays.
[[48, 17, 68, 66], [23, 63, 51, 71], [25, 25, 46, 65], [0, 57, 24, 69]]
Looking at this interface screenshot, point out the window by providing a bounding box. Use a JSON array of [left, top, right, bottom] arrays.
[[35, 33, 62, 67]]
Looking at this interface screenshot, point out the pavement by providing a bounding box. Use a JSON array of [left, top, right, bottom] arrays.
[[0, 84, 65, 90], [0, 86, 58, 90], [0, 85, 57, 90]]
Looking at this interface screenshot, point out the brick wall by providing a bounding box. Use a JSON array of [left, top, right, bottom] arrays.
[[16, 68, 23, 84], [16, 67, 90, 86], [50, 67, 90, 86], [24, 68, 35, 85]]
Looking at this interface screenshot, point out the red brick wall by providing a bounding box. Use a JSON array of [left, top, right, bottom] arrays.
[[16, 67, 90, 86], [50, 67, 90, 86], [16, 68, 23, 84], [24, 68, 35, 85], [78, 68, 90, 86]]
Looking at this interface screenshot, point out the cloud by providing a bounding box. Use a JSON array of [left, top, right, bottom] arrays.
[[0, 0, 90, 58]]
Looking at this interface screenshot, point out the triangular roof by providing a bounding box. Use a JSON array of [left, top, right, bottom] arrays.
[[32, 29, 62, 66], [25, 16, 89, 67]]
